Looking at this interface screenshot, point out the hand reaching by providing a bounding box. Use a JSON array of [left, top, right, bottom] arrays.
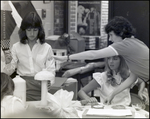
[[81, 97, 98, 105], [138, 88, 149, 105], [62, 68, 81, 78], [104, 93, 114, 105], [87, 97, 98, 103], [138, 90, 144, 100]]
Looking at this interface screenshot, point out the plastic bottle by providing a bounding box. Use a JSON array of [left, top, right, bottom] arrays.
[[12, 75, 26, 105]]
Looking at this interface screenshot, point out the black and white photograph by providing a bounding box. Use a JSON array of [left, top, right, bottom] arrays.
[[77, 1, 101, 36], [1, 1, 149, 118]]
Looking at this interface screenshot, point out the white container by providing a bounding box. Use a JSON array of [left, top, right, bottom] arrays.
[[12, 75, 26, 105]]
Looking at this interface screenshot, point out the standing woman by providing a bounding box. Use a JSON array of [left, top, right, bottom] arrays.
[[53, 16, 149, 104], [4, 12, 55, 101]]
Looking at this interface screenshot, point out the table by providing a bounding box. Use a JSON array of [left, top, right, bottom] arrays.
[[26, 100, 149, 118], [75, 102, 149, 118]]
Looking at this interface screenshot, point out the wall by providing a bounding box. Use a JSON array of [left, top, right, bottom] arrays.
[[31, 1, 54, 37], [7, 1, 54, 49], [53, 1, 65, 35], [109, 1, 149, 47]]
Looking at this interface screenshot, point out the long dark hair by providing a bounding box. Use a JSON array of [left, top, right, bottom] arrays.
[[105, 16, 136, 39], [105, 56, 130, 86], [18, 11, 45, 44], [1, 73, 14, 101]]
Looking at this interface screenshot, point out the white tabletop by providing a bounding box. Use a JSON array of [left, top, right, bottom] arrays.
[[26, 100, 149, 118]]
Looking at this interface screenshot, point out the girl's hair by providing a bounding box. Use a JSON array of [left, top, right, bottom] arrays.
[[18, 11, 45, 44], [1, 73, 15, 101], [105, 16, 136, 39], [105, 56, 130, 86]]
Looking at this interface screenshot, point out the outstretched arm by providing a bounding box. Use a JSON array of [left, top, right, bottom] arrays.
[[53, 47, 116, 62], [78, 79, 100, 103], [62, 62, 105, 78]]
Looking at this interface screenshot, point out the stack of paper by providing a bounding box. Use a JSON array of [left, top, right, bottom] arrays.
[[86, 109, 132, 117]]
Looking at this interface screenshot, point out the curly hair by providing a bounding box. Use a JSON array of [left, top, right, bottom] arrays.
[[105, 16, 136, 39], [105, 56, 130, 86], [18, 11, 45, 44], [1, 73, 14, 101]]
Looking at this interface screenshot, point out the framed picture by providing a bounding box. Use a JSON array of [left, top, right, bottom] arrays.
[[77, 1, 101, 36], [68, 1, 109, 50], [68, 1, 109, 37]]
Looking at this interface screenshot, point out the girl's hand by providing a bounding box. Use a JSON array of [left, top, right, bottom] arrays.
[[104, 93, 114, 105], [81, 97, 98, 105], [52, 55, 67, 62], [87, 97, 98, 103]]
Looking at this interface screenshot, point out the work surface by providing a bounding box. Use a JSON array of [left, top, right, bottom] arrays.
[[26, 100, 149, 118]]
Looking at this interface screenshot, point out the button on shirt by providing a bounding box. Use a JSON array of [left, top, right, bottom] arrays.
[[5, 40, 55, 76]]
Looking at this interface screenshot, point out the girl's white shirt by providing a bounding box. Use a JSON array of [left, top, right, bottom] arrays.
[[4, 40, 55, 76], [1, 95, 26, 117], [93, 72, 131, 106]]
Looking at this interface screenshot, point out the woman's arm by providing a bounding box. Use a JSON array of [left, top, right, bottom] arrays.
[[105, 72, 137, 104], [62, 62, 105, 78], [78, 79, 100, 103], [53, 47, 116, 61]]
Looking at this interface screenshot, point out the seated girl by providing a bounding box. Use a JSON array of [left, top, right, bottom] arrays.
[[1, 73, 26, 117], [78, 55, 132, 106]]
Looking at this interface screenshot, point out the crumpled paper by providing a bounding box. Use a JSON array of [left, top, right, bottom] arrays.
[[46, 89, 79, 118]]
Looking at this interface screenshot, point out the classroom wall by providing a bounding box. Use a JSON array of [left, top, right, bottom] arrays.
[[2, 1, 54, 49], [31, 1, 54, 37]]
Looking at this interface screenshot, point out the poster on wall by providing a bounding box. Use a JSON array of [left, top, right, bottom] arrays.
[[77, 1, 101, 36]]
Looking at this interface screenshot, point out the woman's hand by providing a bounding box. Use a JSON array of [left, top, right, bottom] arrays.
[[138, 90, 144, 100], [52, 55, 67, 62]]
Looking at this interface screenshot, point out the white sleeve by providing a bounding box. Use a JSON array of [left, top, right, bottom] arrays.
[[108, 46, 119, 55], [45, 46, 56, 75], [93, 72, 106, 87]]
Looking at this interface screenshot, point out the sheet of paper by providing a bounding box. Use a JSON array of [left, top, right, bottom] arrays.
[[86, 109, 132, 116]]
